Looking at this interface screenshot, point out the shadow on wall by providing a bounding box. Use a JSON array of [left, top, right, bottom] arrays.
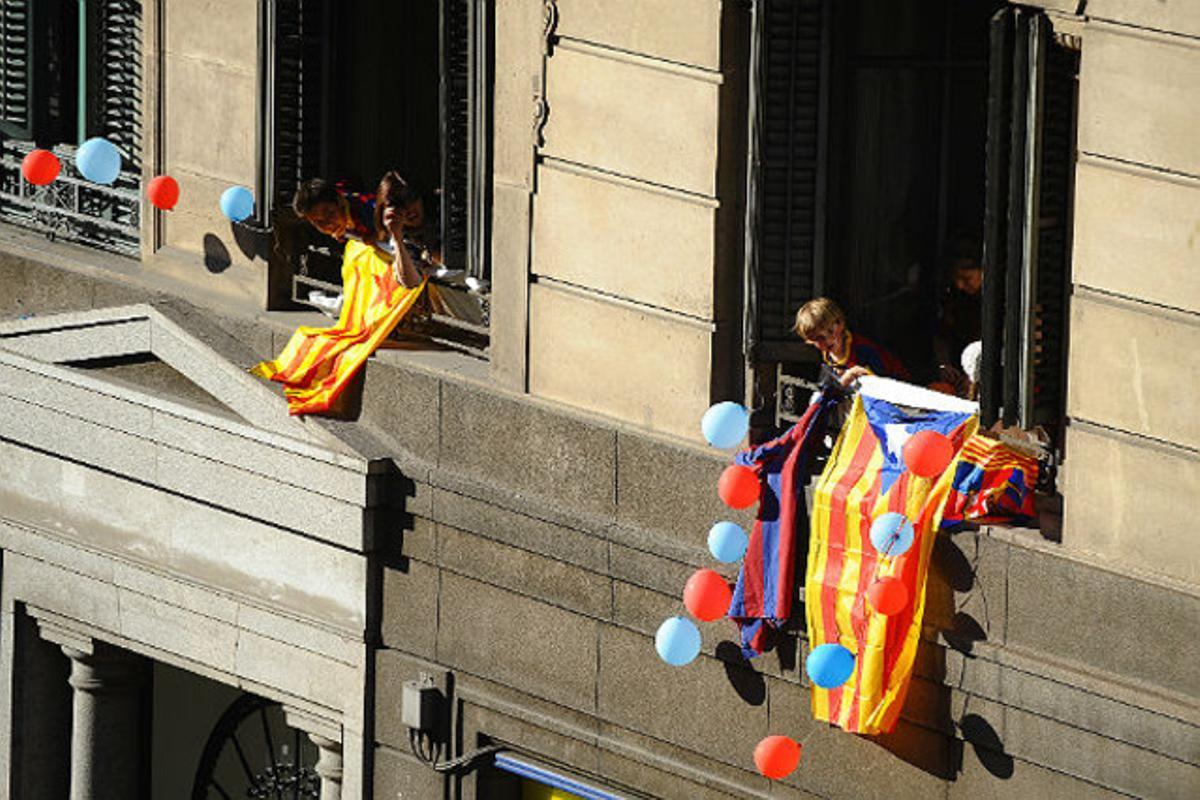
[[715, 641, 766, 706], [931, 535, 991, 655], [959, 713, 1015, 779], [715, 530, 1014, 782], [875, 532, 1012, 781], [231, 221, 271, 262], [202, 234, 231, 274], [202, 224, 272, 275]]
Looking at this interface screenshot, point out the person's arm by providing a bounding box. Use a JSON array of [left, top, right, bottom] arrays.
[[383, 215, 424, 289], [391, 239, 424, 288], [838, 365, 871, 388]]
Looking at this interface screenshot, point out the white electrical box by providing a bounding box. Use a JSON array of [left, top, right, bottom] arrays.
[[401, 676, 439, 731]]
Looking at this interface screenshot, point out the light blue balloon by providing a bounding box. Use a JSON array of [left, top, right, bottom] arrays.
[[708, 521, 749, 563], [701, 401, 749, 449], [869, 512, 915, 557], [75, 137, 121, 185], [220, 186, 255, 222], [806, 643, 855, 688], [655, 616, 701, 666]]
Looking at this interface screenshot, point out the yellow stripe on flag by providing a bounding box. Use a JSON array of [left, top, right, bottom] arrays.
[[250, 240, 425, 415], [806, 395, 977, 734]]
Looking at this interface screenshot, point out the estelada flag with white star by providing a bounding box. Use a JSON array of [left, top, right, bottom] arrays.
[[251, 239, 425, 415], [805, 378, 977, 735]]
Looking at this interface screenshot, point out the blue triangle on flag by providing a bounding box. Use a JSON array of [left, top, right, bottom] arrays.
[[862, 396, 972, 494]]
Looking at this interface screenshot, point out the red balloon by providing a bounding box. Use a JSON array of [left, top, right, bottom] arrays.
[[718, 464, 759, 509], [683, 568, 732, 622], [903, 430, 954, 478], [867, 577, 909, 615], [754, 735, 802, 780], [147, 175, 180, 210], [21, 149, 60, 186]]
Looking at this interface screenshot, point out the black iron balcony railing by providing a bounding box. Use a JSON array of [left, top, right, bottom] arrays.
[[0, 139, 140, 257]]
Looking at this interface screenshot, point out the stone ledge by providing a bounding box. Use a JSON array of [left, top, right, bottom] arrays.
[[947, 647, 1199, 766], [0, 475, 370, 640], [951, 691, 1200, 799]]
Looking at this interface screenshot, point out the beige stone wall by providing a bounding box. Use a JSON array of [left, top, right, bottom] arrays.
[[1064, 13, 1200, 585], [528, 282, 714, 431], [493, 0, 745, 440], [1062, 423, 1200, 585], [1088, 0, 1200, 40], [1072, 158, 1200, 314], [150, 0, 264, 305]]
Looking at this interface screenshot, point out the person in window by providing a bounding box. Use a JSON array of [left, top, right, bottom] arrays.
[[372, 170, 443, 269], [794, 297, 910, 389], [374, 170, 486, 325], [292, 178, 381, 247], [371, 171, 492, 294], [376, 173, 425, 290], [933, 244, 984, 395]]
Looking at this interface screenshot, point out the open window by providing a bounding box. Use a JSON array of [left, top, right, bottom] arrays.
[[261, 0, 493, 348], [0, 0, 142, 256], [751, 1, 1074, 476]]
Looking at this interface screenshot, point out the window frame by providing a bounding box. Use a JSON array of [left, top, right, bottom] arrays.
[[259, 0, 493, 322]]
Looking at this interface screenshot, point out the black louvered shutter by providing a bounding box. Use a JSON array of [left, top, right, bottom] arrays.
[[747, 0, 826, 362], [440, 0, 471, 271], [979, 8, 1013, 428], [87, 0, 141, 169], [1027, 20, 1077, 437], [272, 0, 326, 211], [0, 0, 32, 139], [981, 10, 1076, 453]]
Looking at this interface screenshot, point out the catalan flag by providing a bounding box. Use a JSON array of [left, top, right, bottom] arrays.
[[805, 385, 976, 735], [251, 240, 425, 415]]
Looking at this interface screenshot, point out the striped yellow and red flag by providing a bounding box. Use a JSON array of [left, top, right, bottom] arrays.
[[805, 381, 978, 735], [251, 240, 425, 415]]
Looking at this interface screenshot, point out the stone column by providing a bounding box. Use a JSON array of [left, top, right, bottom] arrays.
[[61, 644, 146, 800], [309, 732, 344, 800], [285, 706, 344, 800], [34, 615, 147, 800]]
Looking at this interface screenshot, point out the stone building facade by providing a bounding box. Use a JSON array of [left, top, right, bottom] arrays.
[[0, 0, 1197, 798]]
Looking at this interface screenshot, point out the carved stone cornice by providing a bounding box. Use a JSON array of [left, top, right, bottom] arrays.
[[29, 607, 97, 656], [283, 704, 343, 743]]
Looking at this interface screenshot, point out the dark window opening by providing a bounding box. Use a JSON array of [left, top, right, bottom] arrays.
[[262, 0, 492, 352], [0, 0, 142, 257], [823, 0, 1001, 380]]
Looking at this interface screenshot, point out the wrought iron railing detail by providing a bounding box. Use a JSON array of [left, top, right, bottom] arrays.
[[0, 139, 141, 257]]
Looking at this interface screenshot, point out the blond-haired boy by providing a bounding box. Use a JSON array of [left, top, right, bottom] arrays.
[[794, 298, 909, 388]]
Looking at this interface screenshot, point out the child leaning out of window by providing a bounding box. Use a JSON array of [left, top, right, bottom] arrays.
[[794, 297, 910, 389]]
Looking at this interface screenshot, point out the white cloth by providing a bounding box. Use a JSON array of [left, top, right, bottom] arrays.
[[858, 375, 979, 414], [961, 340, 983, 384]]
